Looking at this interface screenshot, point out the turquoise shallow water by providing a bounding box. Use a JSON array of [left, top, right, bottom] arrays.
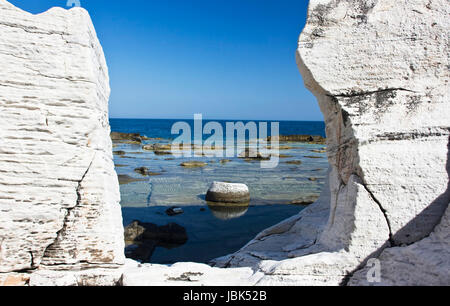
[[112, 119, 328, 264]]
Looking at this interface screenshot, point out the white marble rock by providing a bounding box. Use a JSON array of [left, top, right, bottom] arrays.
[[215, 0, 450, 286], [0, 0, 124, 283], [205, 181, 250, 203]]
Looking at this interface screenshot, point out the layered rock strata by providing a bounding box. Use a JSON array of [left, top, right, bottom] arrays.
[[213, 0, 450, 286], [0, 0, 124, 285]]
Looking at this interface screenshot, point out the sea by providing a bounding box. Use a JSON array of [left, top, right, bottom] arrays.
[[110, 118, 327, 264]]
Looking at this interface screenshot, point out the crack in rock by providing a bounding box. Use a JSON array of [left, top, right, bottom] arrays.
[[41, 154, 96, 265], [361, 182, 395, 247]]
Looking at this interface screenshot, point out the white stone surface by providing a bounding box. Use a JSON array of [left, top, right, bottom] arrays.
[[121, 261, 264, 286], [29, 267, 124, 286], [0, 0, 124, 281], [207, 182, 249, 195], [206, 181, 250, 203], [216, 0, 449, 286], [349, 205, 450, 286], [297, 0, 449, 245]]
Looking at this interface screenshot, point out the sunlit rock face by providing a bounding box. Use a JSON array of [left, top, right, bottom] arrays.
[[0, 0, 124, 284], [297, 0, 449, 247], [214, 0, 449, 286]]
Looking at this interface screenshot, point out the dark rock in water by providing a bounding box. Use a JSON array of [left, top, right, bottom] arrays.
[[206, 182, 250, 204], [267, 135, 326, 144], [118, 174, 147, 185], [220, 159, 231, 164], [207, 203, 249, 220], [238, 148, 270, 161], [134, 167, 149, 176], [180, 161, 207, 168], [134, 167, 162, 176], [124, 221, 188, 263], [111, 132, 143, 144], [125, 221, 188, 244], [309, 177, 318, 182], [142, 143, 172, 151], [285, 160, 302, 165], [119, 155, 137, 159], [304, 155, 323, 159], [291, 195, 320, 205], [166, 207, 184, 216], [113, 150, 126, 156], [154, 150, 173, 156], [277, 154, 294, 158]]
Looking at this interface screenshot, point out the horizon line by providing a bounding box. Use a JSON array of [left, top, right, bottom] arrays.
[[109, 117, 325, 123]]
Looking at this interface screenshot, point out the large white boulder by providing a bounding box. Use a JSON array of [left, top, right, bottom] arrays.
[[206, 181, 250, 203], [215, 0, 450, 286], [0, 0, 124, 284]]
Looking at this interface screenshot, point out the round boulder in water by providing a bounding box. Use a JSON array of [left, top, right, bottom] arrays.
[[206, 182, 250, 203]]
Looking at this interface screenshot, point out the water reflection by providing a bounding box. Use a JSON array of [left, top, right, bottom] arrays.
[[207, 202, 250, 220]]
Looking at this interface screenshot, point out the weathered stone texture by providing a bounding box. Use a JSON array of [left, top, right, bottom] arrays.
[[214, 0, 449, 286], [0, 0, 124, 282]]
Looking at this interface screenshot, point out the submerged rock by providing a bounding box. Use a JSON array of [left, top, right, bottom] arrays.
[[134, 167, 162, 176], [206, 182, 250, 204], [113, 150, 126, 156], [267, 135, 326, 144], [125, 221, 188, 244], [180, 161, 207, 168], [110, 132, 144, 144], [267, 145, 294, 150], [277, 154, 294, 159], [124, 221, 188, 263], [118, 175, 147, 185], [238, 148, 270, 161], [154, 150, 173, 156], [285, 160, 302, 165], [134, 167, 149, 176], [142, 144, 172, 151]]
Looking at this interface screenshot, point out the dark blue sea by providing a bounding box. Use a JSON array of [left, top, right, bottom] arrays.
[[110, 118, 326, 140]]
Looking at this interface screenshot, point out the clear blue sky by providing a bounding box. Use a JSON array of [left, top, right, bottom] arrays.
[[10, 0, 322, 121]]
